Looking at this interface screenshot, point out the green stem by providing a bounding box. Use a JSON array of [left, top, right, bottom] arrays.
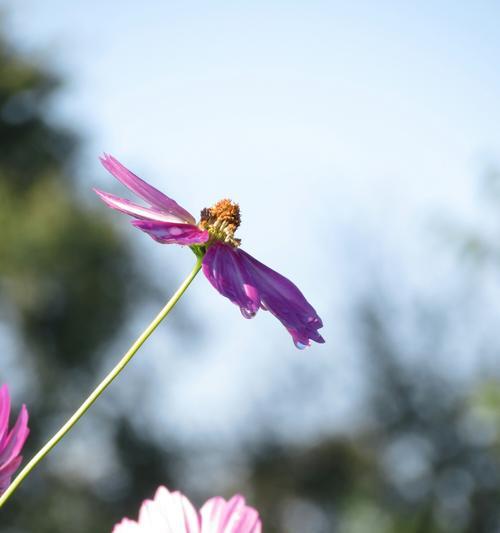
[[0, 257, 203, 508]]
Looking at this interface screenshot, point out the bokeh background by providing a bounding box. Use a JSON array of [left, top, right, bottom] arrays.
[[2, 1, 500, 532]]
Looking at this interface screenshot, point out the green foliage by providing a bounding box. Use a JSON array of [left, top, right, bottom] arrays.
[[0, 28, 177, 532]]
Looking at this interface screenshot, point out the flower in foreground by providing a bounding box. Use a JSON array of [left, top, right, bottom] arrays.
[[0, 385, 29, 494], [95, 155, 324, 348], [113, 486, 261, 533]]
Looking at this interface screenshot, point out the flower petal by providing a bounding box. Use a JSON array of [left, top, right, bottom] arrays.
[[200, 495, 262, 533], [0, 404, 30, 465], [132, 220, 209, 245], [0, 385, 11, 445], [100, 154, 196, 224], [152, 487, 201, 533], [0, 455, 22, 492], [202, 243, 260, 318], [113, 486, 201, 533], [112, 519, 143, 533], [239, 249, 325, 348], [202, 243, 324, 348], [0, 387, 29, 495], [111, 487, 262, 533], [94, 189, 187, 224]]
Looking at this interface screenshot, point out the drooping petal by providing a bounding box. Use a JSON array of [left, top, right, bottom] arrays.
[[202, 243, 260, 318], [202, 243, 324, 348], [100, 154, 196, 224], [132, 220, 209, 245], [200, 495, 262, 533], [240, 249, 325, 348], [94, 189, 187, 224]]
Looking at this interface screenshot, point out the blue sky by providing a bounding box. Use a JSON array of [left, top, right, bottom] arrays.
[[4, 1, 500, 441]]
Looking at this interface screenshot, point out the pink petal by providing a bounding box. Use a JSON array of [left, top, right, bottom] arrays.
[[0, 405, 30, 465], [112, 486, 201, 533], [100, 154, 196, 224], [94, 189, 187, 224], [200, 495, 262, 533], [0, 387, 29, 495], [0, 455, 22, 491], [132, 220, 209, 245], [0, 385, 11, 445]]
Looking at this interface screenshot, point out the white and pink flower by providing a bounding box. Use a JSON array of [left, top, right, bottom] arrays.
[[113, 486, 262, 533]]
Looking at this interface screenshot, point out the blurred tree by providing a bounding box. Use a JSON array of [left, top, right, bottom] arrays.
[[241, 290, 500, 533], [3, 14, 500, 533], [0, 26, 179, 532]]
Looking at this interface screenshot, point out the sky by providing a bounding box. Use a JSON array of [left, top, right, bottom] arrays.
[[3, 0, 500, 442]]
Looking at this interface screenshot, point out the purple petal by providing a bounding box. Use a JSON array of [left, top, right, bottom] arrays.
[[202, 243, 324, 348], [132, 220, 209, 245], [100, 154, 196, 224], [239, 249, 324, 348], [202, 243, 260, 318], [94, 189, 187, 223], [200, 495, 261, 533]]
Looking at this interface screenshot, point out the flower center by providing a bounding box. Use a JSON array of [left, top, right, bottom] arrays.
[[199, 199, 241, 247]]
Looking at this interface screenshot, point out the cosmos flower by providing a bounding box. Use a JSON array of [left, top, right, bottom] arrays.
[[112, 486, 261, 533], [95, 155, 324, 348], [0, 385, 29, 494]]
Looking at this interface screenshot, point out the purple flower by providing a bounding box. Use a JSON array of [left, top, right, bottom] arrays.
[[95, 155, 324, 348], [0, 385, 29, 494], [112, 485, 261, 533]]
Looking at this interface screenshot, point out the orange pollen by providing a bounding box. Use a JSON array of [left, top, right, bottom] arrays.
[[199, 198, 241, 246]]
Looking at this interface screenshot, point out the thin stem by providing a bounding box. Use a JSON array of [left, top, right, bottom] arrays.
[[0, 257, 203, 508]]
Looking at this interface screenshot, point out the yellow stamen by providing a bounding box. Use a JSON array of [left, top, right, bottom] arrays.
[[199, 198, 241, 247]]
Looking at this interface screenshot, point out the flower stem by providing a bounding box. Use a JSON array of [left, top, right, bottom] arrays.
[[0, 257, 203, 508]]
